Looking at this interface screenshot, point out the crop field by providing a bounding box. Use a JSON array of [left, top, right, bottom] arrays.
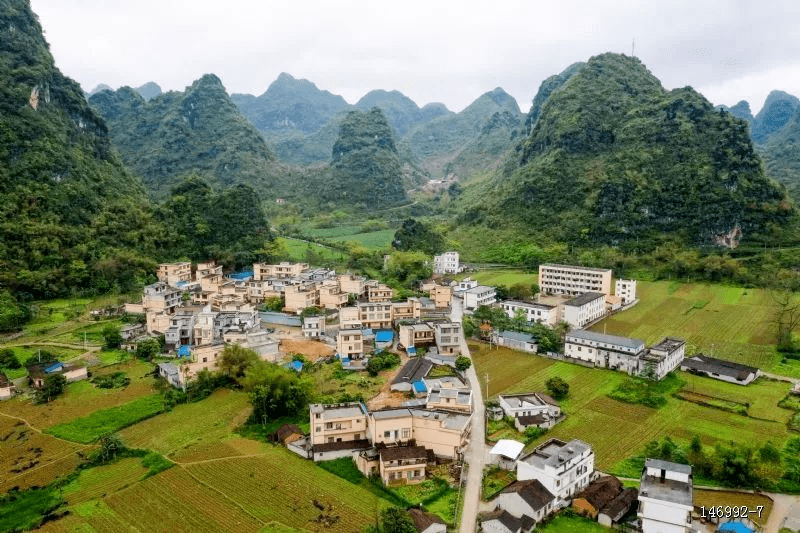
[[326, 228, 396, 250], [693, 490, 773, 526], [458, 269, 538, 288], [0, 416, 86, 493], [278, 237, 347, 262], [46, 394, 165, 443], [305, 224, 364, 238], [0, 359, 156, 430], [591, 280, 799, 375], [119, 389, 251, 460], [106, 467, 265, 533], [470, 342, 796, 471], [61, 457, 150, 505], [185, 450, 386, 531]]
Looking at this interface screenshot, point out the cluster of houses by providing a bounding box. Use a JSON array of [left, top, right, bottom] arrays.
[[125, 261, 465, 383], [482, 434, 697, 533]]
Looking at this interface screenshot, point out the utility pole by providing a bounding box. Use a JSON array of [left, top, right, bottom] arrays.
[[485, 372, 489, 400]]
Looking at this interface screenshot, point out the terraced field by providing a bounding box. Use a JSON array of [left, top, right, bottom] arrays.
[[471, 342, 796, 471]]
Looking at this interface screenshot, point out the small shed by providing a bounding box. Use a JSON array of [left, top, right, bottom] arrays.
[[273, 423, 304, 445], [490, 439, 525, 470]]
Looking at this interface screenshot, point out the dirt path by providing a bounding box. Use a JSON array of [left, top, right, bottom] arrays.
[[366, 351, 410, 410], [764, 492, 800, 533]]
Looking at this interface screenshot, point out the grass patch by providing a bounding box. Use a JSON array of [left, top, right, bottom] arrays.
[[482, 465, 515, 500], [46, 394, 165, 443], [674, 390, 749, 415], [277, 237, 346, 262], [427, 364, 458, 378], [140, 452, 174, 477], [694, 489, 773, 526], [327, 229, 396, 251], [790, 411, 800, 432], [457, 269, 537, 288], [485, 417, 526, 444], [534, 514, 611, 532], [0, 485, 64, 532], [608, 374, 684, 408]]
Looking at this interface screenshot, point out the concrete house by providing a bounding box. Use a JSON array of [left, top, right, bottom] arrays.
[[0, 373, 15, 400], [499, 300, 557, 326], [615, 279, 637, 304], [490, 439, 525, 470], [337, 329, 366, 360], [319, 281, 349, 309], [498, 393, 561, 431], [480, 509, 535, 533], [638, 459, 693, 533], [379, 445, 429, 485], [157, 262, 192, 286], [310, 402, 369, 446], [433, 322, 462, 355], [358, 302, 392, 329], [517, 438, 594, 501], [564, 330, 646, 370], [253, 262, 309, 280], [284, 283, 319, 313], [338, 274, 367, 298], [561, 292, 605, 328], [142, 282, 182, 334], [339, 306, 362, 329], [302, 315, 326, 338], [165, 310, 197, 351], [428, 284, 452, 309], [433, 252, 461, 274], [366, 281, 394, 302], [641, 337, 685, 380], [495, 479, 557, 525], [680, 354, 760, 385], [369, 408, 472, 460], [494, 330, 538, 354], [463, 285, 497, 313], [538, 264, 612, 296], [426, 388, 472, 413], [157, 362, 183, 389], [399, 323, 435, 350]]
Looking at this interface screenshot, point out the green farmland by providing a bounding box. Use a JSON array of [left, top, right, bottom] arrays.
[[326, 228, 396, 250], [277, 237, 347, 262], [459, 269, 538, 287], [471, 342, 797, 474], [591, 280, 800, 376]]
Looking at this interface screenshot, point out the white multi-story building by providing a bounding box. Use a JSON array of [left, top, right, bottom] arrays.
[[498, 300, 557, 326], [302, 315, 326, 338], [463, 285, 497, 313], [516, 438, 594, 501], [638, 459, 693, 533], [615, 279, 637, 305], [539, 264, 612, 296], [433, 252, 462, 274], [561, 292, 605, 328], [641, 337, 685, 380], [564, 330, 646, 370]]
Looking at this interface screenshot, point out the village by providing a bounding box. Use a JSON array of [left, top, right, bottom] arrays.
[[2, 255, 800, 533]]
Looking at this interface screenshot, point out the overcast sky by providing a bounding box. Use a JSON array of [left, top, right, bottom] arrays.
[[29, 0, 800, 115]]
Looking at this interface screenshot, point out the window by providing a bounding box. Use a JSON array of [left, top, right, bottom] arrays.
[[402, 428, 410, 438], [384, 431, 391, 438], [316, 426, 321, 433]]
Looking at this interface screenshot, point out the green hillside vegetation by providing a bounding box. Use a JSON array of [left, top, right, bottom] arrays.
[[322, 107, 408, 209], [405, 87, 523, 176], [231, 72, 349, 135], [0, 0, 160, 299], [751, 90, 800, 144], [90, 74, 291, 199], [444, 110, 524, 179], [459, 53, 795, 248], [524, 61, 584, 134], [763, 109, 800, 201], [717, 100, 754, 125], [134, 81, 161, 101]]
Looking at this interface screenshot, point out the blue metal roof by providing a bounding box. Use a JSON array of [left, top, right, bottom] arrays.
[[178, 345, 191, 357], [413, 380, 427, 393], [44, 362, 63, 373], [290, 360, 303, 372], [407, 347, 417, 355], [375, 330, 393, 343], [228, 271, 253, 280]]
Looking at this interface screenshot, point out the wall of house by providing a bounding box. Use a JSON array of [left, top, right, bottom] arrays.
[[480, 518, 514, 533], [413, 418, 469, 459], [380, 461, 426, 485], [639, 498, 692, 533], [311, 414, 368, 446], [369, 415, 414, 445]]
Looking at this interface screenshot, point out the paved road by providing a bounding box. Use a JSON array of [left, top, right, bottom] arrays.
[[452, 294, 487, 533], [764, 492, 800, 533]]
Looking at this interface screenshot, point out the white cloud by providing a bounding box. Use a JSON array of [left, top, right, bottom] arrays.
[[29, 0, 800, 113]]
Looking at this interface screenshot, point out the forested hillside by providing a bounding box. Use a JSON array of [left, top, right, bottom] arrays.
[[90, 74, 290, 199], [457, 53, 795, 247], [0, 0, 159, 301]]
